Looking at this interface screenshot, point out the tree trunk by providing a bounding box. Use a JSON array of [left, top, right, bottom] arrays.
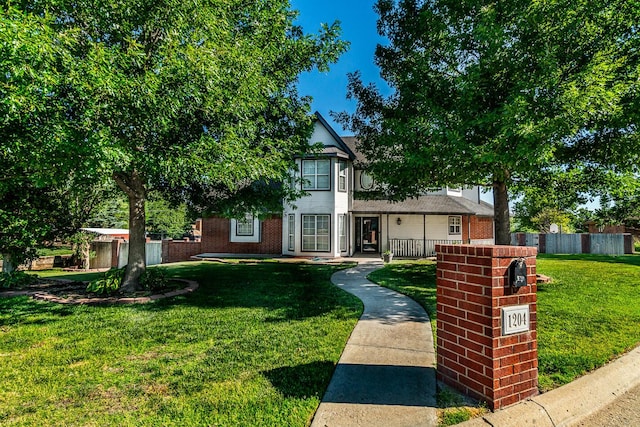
[[493, 178, 511, 245], [114, 171, 146, 292], [1, 254, 14, 273]]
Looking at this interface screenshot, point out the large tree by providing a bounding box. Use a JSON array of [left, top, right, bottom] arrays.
[[2, 1, 347, 289], [339, 0, 640, 244]]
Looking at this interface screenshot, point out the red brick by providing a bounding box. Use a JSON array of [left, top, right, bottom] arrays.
[[437, 278, 459, 290], [458, 337, 486, 355], [459, 264, 484, 275], [442, 305, 467, 319], [467, 293, 491, 306], [466, 310, 489, 324], [463, 320, 487, 334], [466, 256, 493, 266], [499, 354, 520, 367], [437, 312, 460, 327], [466, 369, 494, 388], [458, 282, 486, 294], [466, 330, 493, 347], [438, 295, 460, 309], [494, 365, 514, 378]]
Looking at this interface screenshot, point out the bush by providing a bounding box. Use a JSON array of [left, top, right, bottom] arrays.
[[86, 267, 125, 295], [0, 271, 38, 289], [140, 268, 169, 292]]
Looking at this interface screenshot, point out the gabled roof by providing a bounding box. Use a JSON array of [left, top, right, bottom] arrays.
[[341, 136, 366, 164], [352, 195, 494, 217], [313, 112, 357, 160]]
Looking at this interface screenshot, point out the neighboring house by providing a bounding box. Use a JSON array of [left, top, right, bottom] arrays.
[[195, 113, 494, 259], [585, 221, 640, 240]]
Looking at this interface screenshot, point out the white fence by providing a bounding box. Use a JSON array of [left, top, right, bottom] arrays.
[[389, 239, 463, 257], [91, 241, 163, 269], [117, 242, 162, 268]]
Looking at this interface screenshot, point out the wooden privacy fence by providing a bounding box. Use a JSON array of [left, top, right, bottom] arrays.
[[389, 239, 463, 257], [511, 233, 633, 255], [90, 240, 163, 269]]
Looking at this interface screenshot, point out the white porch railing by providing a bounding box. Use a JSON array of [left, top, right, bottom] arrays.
[[389, 239, 463, 257]]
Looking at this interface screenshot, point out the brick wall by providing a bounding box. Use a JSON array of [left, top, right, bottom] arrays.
[[470, 216, 494, 240], [162, 240, 203, 264], [200, 216, 282, 255], [436, 244, 538, 410]]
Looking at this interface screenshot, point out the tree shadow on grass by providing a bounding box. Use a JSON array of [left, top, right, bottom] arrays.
[[0, 262, 362, 326], [0, 296, 76, 327], [133, 262, 363, 322], [262, 361, 336, 399]]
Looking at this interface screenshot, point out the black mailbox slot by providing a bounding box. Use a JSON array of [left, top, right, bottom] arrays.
[[509, 258, 527, 288]]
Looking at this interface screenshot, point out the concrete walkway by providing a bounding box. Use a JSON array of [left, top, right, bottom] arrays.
[[311, 260, 438, 427]]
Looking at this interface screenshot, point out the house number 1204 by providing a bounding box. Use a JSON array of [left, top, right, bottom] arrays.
[[502, 305, 530, 335]]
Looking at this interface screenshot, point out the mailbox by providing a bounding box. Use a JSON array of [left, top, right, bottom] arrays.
[[509, 258, 527, 288]]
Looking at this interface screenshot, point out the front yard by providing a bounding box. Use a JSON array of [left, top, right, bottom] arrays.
[[368, 254, 640, 390], [0, 262, 362, 426]]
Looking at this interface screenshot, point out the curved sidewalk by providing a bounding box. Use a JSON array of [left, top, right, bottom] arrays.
[[311, 260, 438, 427]]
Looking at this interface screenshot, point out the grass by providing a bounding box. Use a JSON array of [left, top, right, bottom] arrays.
[[36, 246, 74, 257], [368, 254, 640, 424], [536, 253, 640, 390], [0, 261, 362, 426]]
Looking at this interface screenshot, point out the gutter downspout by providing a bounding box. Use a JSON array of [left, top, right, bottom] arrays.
[[468, 214, 472, 244]]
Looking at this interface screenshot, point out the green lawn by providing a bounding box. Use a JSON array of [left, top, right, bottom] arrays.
[[0, 261, 362, 426], [368, 255, 640, 391], [536, 254, 640, 390]]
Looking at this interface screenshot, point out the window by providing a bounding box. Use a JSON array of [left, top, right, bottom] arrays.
[[338, 160, 348, 192], [302, 159, 330, 190], [288, 214, 295, 251], [360, 171, 374, 190], [302, 214, 330, 252], [339, 214, 347, 252], [230, 215, 261, 243], [449, 216, 462, 235], [236, 214, 254, 236]]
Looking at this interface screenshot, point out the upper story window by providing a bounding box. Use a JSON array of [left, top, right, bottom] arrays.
[[448, 216, 462, 235], [338, 160, 348, 192], [303, 159, 330, 190], [360, 172, 374, 190]]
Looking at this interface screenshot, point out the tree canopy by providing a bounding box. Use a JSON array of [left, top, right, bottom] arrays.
[[339, 0, 640, 244], [2, 1, 347, 288]]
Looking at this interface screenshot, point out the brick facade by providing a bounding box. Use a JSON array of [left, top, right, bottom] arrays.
[[162, 240, 203, 264], [470, 216, 494, 240], [436, 245, 538, 410], [162, 217, 283, 263], [200, 217, 282, 254]]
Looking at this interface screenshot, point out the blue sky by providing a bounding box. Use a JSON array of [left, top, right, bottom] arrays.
[[291, 1, 389, 136]]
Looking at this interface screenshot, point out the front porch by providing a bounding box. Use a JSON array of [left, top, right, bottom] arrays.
[[388, 238, 463, 258]]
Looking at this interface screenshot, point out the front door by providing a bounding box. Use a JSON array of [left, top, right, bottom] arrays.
[[359, 217, 379, 253]]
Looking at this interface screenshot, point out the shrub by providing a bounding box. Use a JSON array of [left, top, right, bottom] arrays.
[[140, 268, 169, 292], [0, 271, 38, 289], [86, 267, 125, 295]]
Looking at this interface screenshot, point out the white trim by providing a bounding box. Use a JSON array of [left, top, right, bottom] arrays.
[[230, 216, 261, 243]]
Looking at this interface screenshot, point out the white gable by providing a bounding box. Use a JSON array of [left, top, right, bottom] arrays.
[[309, 120, 342, 149]]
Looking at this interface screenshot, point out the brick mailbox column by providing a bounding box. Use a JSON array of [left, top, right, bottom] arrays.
[[436, 245, 538, 410]]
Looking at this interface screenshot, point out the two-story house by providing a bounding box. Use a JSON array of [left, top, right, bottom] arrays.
[[181, 113, 494, 260]]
